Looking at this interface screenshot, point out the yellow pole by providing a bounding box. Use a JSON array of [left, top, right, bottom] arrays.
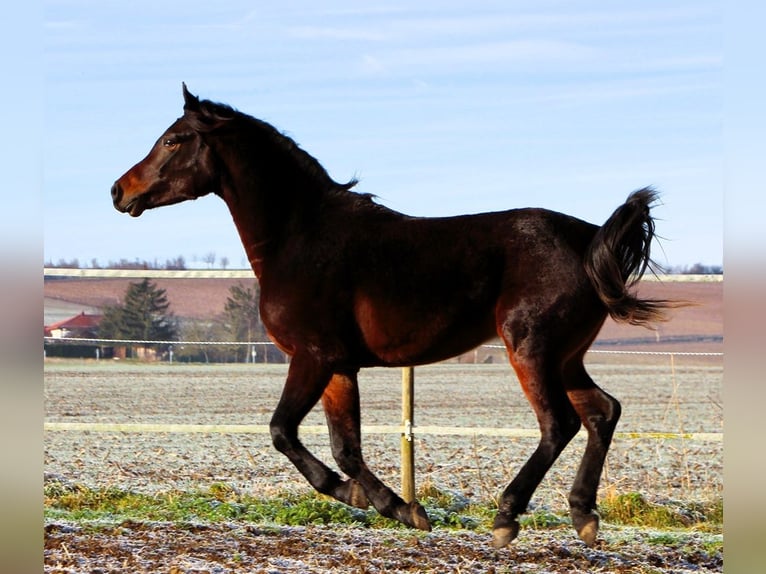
[[401, 366, 416, 502]]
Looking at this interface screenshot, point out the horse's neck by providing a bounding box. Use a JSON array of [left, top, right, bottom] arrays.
[[221, 190, 273, 280], [234, 219, 270, 279], [220, 168, 321, 280], [214, 128, 366, 278]]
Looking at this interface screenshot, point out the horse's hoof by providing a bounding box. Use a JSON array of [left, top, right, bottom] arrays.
[[573, 511, 599, 547], [404, 501, 432, 531], [491, 521, 519, 548]]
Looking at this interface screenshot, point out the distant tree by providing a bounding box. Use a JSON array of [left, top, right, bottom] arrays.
[[176, 319, 231, 363], [671, 263, 723, 275], [106, 258, 150, 270], [220, 256, 229, 270], [222, 282, 274, 362], [46, 255, 189, 270], [47, 258, 80, 268], [203, 252, 216, 268], [223, 283, 261, 341], [98, 279, 178, 356], [687, 263, 723, 275], [165, 255, 187, 270]]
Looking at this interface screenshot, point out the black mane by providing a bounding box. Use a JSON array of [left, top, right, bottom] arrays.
[[190, 96, 358, 195], [255, 117, 359, 194]]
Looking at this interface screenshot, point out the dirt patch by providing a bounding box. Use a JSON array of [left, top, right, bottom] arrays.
[[44, 520, 722, 573], [45, 361, 722, 572]]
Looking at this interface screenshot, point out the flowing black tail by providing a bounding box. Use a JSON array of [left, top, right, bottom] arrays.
[[584, 187, 673, 326]]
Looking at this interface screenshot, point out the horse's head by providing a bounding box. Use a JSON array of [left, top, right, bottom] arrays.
[[111, 84, 231, 217]]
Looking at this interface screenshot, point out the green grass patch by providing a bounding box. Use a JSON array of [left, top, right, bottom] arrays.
[[45, 481, 721, 536], [44, 481, 369, 526], [519, 508, 570, 530], [598, 492, 722, 532], [44, 481, 494, 531]]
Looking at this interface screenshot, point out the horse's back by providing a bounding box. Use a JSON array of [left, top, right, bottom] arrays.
[[335, 206, 603, 366], [353, 207, 600, 296]]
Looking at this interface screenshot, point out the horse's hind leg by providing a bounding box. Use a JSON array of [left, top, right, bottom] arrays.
[[318, 372, 369, 510], [322, 372, 431, 531], [492, 348, 582, 548], [563, 357, 622, 546], [269, 355, 369, 508]]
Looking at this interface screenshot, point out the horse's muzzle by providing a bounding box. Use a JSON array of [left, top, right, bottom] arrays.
[[111, 182, 146, 217], [111, 182, 123, 208]]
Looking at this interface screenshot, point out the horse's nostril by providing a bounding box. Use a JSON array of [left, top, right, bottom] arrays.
[[111, 182, 122, 203]]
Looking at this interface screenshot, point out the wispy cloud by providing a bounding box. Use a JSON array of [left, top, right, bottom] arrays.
[[288, 25, 387, 42], [44, 20, 83, 30], [358, 39, 596, 77]]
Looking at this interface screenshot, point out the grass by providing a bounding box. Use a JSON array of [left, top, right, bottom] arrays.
[[45, 480, 721, 537], [598, 491, 722, 532]]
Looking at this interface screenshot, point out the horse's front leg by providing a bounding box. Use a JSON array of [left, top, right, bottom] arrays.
[[322, 371, 431, 531], [269, 355, 364, 506]]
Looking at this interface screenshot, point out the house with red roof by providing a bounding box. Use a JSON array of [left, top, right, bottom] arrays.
[[44, 312, 106, 359], [44, 312, 102, 339]]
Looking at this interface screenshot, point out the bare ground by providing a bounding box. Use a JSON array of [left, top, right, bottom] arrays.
[[44, 520, 722, 573], [44, 360, 723, 572]]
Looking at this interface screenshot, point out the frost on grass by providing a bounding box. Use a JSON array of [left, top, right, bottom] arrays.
[[44, 521, 722, 573]]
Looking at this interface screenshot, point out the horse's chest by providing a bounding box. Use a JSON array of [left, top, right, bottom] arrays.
[[258, 283, 346, 349]]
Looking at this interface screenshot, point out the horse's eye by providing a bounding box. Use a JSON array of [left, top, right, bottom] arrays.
[[163, 138, 178, 148]]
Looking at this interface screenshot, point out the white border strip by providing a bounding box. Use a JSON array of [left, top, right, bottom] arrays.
[[43, 422, 722, 442]]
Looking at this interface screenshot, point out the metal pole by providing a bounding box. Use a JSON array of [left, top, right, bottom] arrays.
[[401, 366, 416, 502]]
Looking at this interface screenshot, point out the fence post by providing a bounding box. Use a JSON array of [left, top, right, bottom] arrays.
[[401, 366, 416, 502]]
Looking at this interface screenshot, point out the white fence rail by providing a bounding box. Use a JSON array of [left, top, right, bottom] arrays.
[[42, 421, 722, 443], [44, 336, 723, 358], [43, 267, 724, 281]]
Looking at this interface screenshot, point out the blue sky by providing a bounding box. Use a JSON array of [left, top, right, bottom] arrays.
[[43, 0, 722, 268]]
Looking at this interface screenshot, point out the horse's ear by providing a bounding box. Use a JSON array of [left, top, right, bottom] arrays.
[[182, 83, 211, 132], [182, 82, 200, 112], [181, 84, 234, 133]]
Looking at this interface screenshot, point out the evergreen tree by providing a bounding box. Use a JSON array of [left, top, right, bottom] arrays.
[[98, 279, 178, 344]]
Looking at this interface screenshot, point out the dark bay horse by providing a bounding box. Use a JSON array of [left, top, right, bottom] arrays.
[[112, 85, 672, 548]]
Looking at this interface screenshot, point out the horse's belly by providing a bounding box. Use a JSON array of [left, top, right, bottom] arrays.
[[354, 294, 496, 366]]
